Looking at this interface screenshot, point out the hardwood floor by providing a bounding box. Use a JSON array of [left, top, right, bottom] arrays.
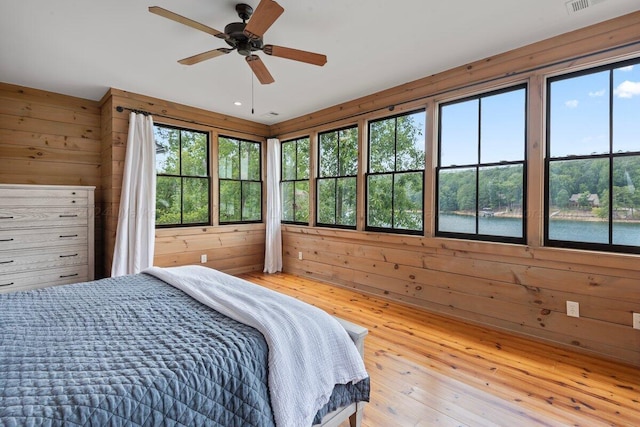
[[240, 272, 640, 427]]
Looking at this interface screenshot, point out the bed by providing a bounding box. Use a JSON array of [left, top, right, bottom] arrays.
[[0, 265, 370, 427]]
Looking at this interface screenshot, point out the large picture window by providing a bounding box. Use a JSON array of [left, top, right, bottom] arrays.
[[155, 124, 210, 227], [546, 59, 640, 253], [218, 136, 262, 224], [317, 126, 358, 228], [436, 85, 527, 242], [281, 137, 310, 224], [366, 110, 426, 234]]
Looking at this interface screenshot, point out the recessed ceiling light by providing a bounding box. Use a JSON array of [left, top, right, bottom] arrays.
[[234, 101, 242, 106]]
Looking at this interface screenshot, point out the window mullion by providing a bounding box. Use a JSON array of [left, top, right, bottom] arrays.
[[179, 131, 184, 225], [608, 69, 613, 245], [476, 99, 482, 233]]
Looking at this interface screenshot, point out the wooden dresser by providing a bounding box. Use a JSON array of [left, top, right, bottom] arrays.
[[0, 184, 95, 293]]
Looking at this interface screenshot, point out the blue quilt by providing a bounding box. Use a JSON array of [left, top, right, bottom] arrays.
[[0, 274, 369, 426]]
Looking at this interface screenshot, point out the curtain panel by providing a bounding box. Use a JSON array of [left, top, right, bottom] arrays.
[[264, 138, 282, 273], [112, 112, 156, 277]]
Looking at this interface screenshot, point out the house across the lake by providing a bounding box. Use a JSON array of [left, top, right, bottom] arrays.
[[569, 193, 600, 208]]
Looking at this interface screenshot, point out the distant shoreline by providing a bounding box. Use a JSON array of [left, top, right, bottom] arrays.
[[443, 210, 640, 224]]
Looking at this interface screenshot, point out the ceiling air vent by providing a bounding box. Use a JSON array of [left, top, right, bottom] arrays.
[[565, 0, 606, 14], [262, 111, 280, 118]]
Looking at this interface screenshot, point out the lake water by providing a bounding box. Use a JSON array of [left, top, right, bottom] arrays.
[[438, 214, 640, 246]]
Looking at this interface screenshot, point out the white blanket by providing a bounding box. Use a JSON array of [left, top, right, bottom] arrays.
[[143, 265, 368, 427]]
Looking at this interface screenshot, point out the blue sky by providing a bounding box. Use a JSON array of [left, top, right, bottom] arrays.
[[439, 88, 526, 166], [550, 64, 640, 157], [437, 62, 640, 166]]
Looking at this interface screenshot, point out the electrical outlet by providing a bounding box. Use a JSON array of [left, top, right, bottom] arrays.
[[633, 313, 640, 330], [566, 301, 580, 318], [298, 251, 303, 260], [200, 254, 207, 263]]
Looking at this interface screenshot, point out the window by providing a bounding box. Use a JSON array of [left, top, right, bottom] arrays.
[[155, 124, 210, 227], [366, 110, 426, 234], [436, 85, 527, 243], [218, 136, 262, 223], [317, 126, 358, 228], [281, 137, 310, 224], [546, 59, 640, 253]]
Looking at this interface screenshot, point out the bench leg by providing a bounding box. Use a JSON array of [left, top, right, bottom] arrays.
[[349, 403, 363, 427]]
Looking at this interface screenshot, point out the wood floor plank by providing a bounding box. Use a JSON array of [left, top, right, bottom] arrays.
[[241, 272, 640, 427]]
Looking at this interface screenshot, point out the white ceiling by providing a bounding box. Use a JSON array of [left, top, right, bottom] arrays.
[[1, 0, 639, 125]]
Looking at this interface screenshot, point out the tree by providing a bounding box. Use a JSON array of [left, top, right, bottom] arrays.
[[155, 126, 209, 225], [367, 112, 425, 231], [219, 137, 261, 222], [281, 138, 309, 223], [556, 189, 570, 209], [318, 127, 358, 226]]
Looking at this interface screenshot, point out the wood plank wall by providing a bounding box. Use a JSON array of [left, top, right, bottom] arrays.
[[0, 83, 103, 276], [100, 88, 270, 278], [275, 12, 640, 366]]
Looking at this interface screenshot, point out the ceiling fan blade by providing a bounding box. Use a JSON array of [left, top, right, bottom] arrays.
[[243, 0, 284, 40], [246, 55, 275, 85], [148, 6, 228, 40], [178, 48, 233, 65], [263, 45, 327, 66]]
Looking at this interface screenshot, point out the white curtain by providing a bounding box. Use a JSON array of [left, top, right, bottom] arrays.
[[111, 112, 156, 277], [264, 138, 282, 273]]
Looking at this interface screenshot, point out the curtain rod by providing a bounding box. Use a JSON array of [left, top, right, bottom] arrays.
[[115, 105, 268, 139], [272, 40, 640, 137]]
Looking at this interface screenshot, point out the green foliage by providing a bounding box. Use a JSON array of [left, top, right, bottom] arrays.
[[155, 125, 210, 226], [366, 112, 425, 231], [369, 113, 425, 174], [367, 174, 393, 228], [439, 165, 524, 213], [218, 137, 262, 223], [548, 156, 640, 218], [318, 127, 358, 226], [281, 138, 310, 223]]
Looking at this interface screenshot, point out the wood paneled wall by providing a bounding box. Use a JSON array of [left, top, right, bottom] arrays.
[[276, 12, 640, 366], [100, 88, 269, 278], [0, 83, 104, 276]]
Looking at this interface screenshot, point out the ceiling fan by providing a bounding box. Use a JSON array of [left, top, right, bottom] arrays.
[[149, 0, 327, 84]]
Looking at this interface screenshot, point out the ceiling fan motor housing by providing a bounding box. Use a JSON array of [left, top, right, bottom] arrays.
[[224, 22, 263, 56]]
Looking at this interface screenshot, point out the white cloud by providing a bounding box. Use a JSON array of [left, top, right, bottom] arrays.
[[588, 89, 605, 97], [565, 99, 579, 108], [614, 80, 640, 98], [618, 65, 634, 72]]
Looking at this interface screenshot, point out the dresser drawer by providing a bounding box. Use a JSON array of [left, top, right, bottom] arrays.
[[0, 196, 88, 207], [0, 265, 88, 293], [0, 226, 88, 251], [0, 208, 88, 229], [0, 246, 88, 274], [0, 188, 89, 201]]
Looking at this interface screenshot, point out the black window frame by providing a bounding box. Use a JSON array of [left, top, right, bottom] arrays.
[[435, 84, 528, 244], [316, 125, 359, 229], [218, 135, 263, 225], [281, 136, 310, 225], [545, 58, 640, 254], [365, 109, 426, 235], [154, 123, 211, 228]]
